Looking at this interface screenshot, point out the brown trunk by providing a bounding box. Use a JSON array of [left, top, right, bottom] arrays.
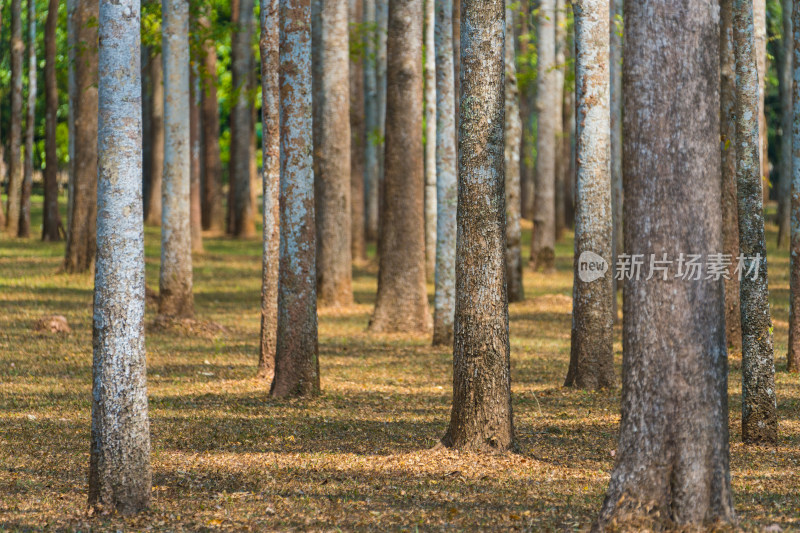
[[144, 52, 164, 226], [452, 0, 460, 138], [6, 0, 24, 236], [190, 67, 204, 253], [19, 0, 36, 238], [791, 0, 800, 373], [349, 0, 367, 263], [200, 19, 225, 233], [519, 1, 535, 220], [43, 0, 62, 241], [369, 0, 431, 334]]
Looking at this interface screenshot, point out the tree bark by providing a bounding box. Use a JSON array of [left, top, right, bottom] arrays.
[[564, 0, 614, 390], [609, 0, 622, 316], [376, 0, 387, 206], [424, 0, 437, 280], [442, 0, 512, 452], [595, 2, 734, 527], [64, 0, 99, 273], [200, 18, 225, 233], [732, 0, 778, 445], [144, 53, 164, 226], [451, 0, 459, 137], [271, 0, 319, 397], [432, 0, 456, 346], [519, 1, 535, 220], [754, 0, 769, 201], [553, 0, 566, 241], [313, 0, 353, 307], [0, 7, 4, 229], [43, 0, 62, 242], [189, 66, 204, 253], [790, 0, 800, 373], [349, 0, 367, 263], [363, 0, 380, 243], [777, 0, 793, 247], [89, 0, 151, 513], [258, 0, 279, 381], [19, 0, 37, 238], [6, 0, 24, 236], [369, 0, 431, 334]]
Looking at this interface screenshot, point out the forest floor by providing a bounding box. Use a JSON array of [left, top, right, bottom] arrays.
[[1, 196, 799, 532]]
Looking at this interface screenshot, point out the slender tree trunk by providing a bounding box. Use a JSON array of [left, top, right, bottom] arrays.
[[200, 19, 224, 233], [43, 0, 62, 241], [189, 66, 204, 253], [0, 7, 5, 229], [560, 24, 575, 233], [369, 0, 431, 334], [19, 0, 37, 238], [144, 53, 164, 226], [271, 0, 319, 397], [313, 0, 353, 307], [778, 0, 793, 247], [519, 0, 535, 220], [432, 0, 456, 346], [66, 0, 74, 235], [64, 0, 99, 273], [565, 0, 614, 390], [89, 0, 151, 513], [258, 0, 279, 381], [596, 2, 734, 527], [6, 0, 24, 236], [424, 0, 437, 280], [376, 0, 387, 205], [349, 0, 367, 263], [721, 0, 742, 353], [531, 0, 557, 272], [732, 0, 778, 444], [451, 0, 459, 136], [553, 0, 566, 241], [505, 4, 524, 304], [609, 0, 622, 319], [158, 0, 194, 319], [790, 0, 800, 373], [442, 0, 512, 452], [363, 0, 380, 242], [754, 0, 769, 201]]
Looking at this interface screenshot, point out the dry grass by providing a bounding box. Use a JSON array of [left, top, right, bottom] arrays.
[[0, 197, 798, 531]]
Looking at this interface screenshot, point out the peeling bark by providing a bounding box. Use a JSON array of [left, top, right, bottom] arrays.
[[43, 0, 62, 242], [350, 0, 367, 263], [424, 0, 437, 280], [6, 0, 24, 236]]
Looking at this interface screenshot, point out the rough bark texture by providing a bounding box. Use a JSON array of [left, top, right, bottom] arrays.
[[43, 0, 62, 242], [443, 0, 512, 452], [158, 0, 194, 319], [369, 0, 431, 334], [349, 0, 367, 263], [6, 0, 24, 236], [189, 66, 204, 253], [432, 0, 456, 346], [271, 0, 319, 398], [754, 0, 769, 200], [791, 0, 800, 372], [721, 0, 743, 353], [200, 18, 225, 233], [733, 0, 778, 445], [553, 0, 566, 241], [609, 0, 622, 262], [89, 0, 151, 513], [596, 2, 735, 528], [363, 0, 380, 243], [144, 53, 164, 226], [259, 0, 279, 382], [504, 5, 524, 304], [64, 0, 98, 273], [424, 0, 437, 280], [19, 0, 37, 238], [313, 0, 353, 307], [531, 0, 557, 272], [565, 0, 614, 391], [778, 0, 793, 247]]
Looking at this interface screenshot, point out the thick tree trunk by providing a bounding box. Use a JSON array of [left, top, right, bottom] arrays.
[[754, 0, 769, 201], [19, 0, 37, 238], [258, 0, 279, 381], [144, 53, 164, 226], [363, 0, 380, 243], [313, 0, 353, 307], [424, 0, 437, 280], [553, 0, 566, 241], [6, 0, 24, 236], [271, 0, 319, 397], [777, 0, 792, 247], [442, 0, 512, 452], [791, 0, 800, 372], [369, 0, 431, 334], [595, 2, 735, 527], [565, 0, 614, 390], [349, 0, 367, 263], [432, 0, 456, 346], [89, 0, 151, 513], [43, 0, 62, 242], [531, 0, 557, 272], [200, 19, 225, 233], [189, 67, 204, 253], [158, 0, 194, 319], [64, 0, 99, 273], [504, 4, 524, 304], [721, 0, 743, 353]]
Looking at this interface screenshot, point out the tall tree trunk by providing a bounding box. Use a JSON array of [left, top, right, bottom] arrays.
[[565, 0, 614, 390], [144, 53, 164, 226], [0, 4, 5, 229], [560, 29, 575, 232], [376, 0, 388, 207], [596, 1, 734, 527], [369, 0, 431, 334], [732, 0, 778, 444], [271, 0, 319, 397], [519, 0, 535, 220], [451, 0, 459, 137], [432, 0, 456, 346], [754, 0, 769, 201], [349, 0, 367, 263], [721, 0, 742, 353], [89, 0, 151, 513], [363, 0, 380, 242], [6, 0, 24, 236], [43, 0, 62, 241], [19, 0, 37, 238], [504, 4, 524, 304], [609, 0, 622, 320], [158, 0, 195, 319], [531, 0, 557, 272], [64, 0, 99, 273], [778, 0, 793, 247], [200, 18, 225, 233], [189, 66, 204, 253], [553, 0, 566, 241], [442, 0, 512, 452], [424, 0, 437, 280], [258, 0, 279, 381], [790, 0, 800, 373]]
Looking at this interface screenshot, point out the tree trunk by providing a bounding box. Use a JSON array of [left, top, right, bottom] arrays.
[[6, 0, 24, 236], [732, 0, 778, 444], [754, 0, 769, 201], [144, 53, 164, 226], [609, 0, 622, 319], [19, 0, 37, 239], [791, 0, 800, 373], [777, 0, 792, 247], [376, 0, 388, 204], [363, 0, 380, 243], [564, 0, 614, 390], [0, 8, 4, 230], [313, 0, 353, 307], [451, 0, 459, 137], [424, 0, 437, 280], [553, 0, 566, 242], [519, 1, 535, 220], [595, 2, 734, 527], [432, 0, 456, 346], [158, 0, 195, 319], [504, 4, 524, 304], [200, 18, 225, 233], [721, 0, 742, 353], [259, 0, 279, 381], [89, 0, 151, 513], [560, 28, 575, 233], [64, 0, 99, 273], [189, 66, 204, 253], [442, 0, 512, 452], [531, 0, 557, 272], [43, 0, 62, 242], [349, 0, 367, 263], [271, 0, 319, 398], [369, 0, 431, 334]]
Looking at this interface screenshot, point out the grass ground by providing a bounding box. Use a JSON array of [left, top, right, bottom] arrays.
[[0, 195, 798, 532]]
